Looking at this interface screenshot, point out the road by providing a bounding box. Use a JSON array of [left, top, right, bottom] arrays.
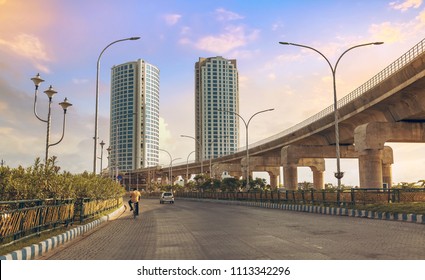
[[39, 198, 425, 260]]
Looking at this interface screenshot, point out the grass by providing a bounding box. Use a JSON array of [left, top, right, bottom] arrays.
[[349, 202, 425, 215]]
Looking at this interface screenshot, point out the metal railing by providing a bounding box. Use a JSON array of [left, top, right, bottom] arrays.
[[0, 197, 122, 244], [176, 188, 425, 207]]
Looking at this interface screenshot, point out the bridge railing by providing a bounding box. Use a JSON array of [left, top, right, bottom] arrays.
[[176, 188, 425, 207], [0, 197, 122, 245], [243, 38, 425, 151]]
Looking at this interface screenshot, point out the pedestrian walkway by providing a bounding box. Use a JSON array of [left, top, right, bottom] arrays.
[[0, 205, 126, 260]]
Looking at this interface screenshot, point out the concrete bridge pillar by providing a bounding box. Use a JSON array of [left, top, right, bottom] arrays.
[[265, 167, 280, 189], [241, 156, 281, 188], [354, 122, 425, 188], [382, 146, 394, 188], [382, 164, 392, 188], [283, 164, 298, 190], [312, 169, 324, 190], [358, 149, 383, 188], [298, 158, 325, 190], [269, 173, 278, 189]]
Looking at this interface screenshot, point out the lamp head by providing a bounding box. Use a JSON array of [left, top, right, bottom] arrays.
[[130, 37, 141, 40], [373, 42, 384, 45], [44, 85, 57, 99], [59, 97, 72, 111], [31, 73, 44, 87], [279, 42, 291, 45]]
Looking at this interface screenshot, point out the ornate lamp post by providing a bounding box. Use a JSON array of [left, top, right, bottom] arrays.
[[279, 41, 383, 188], [31, 73, 72, 163]]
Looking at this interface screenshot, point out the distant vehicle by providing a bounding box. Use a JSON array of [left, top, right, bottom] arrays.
[[160, 192, 174, 204], [221, 171, 232, 180]]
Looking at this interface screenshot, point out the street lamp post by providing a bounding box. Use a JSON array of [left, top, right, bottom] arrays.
[[217, 108, 274, 189], [99, 140, 105, 174], [171, 158, 181, 186], [31, 74, 72, 163], [186, 151, 195, 184], [279, 41, 383, 188], [208, 135, 227, 177], [106, 146, 112, 179], [159, 149, 179, 186], [93, 36, 140, 174], [181, 135, 204, 174]]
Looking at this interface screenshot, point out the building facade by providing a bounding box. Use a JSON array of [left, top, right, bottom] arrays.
[[195, 56, 239, 163], [109, 59, 160, 173]]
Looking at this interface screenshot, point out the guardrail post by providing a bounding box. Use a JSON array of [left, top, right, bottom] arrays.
[[311, 190, 314, 204], [79, 198, 84, 223], [337, 189, 341, 206]]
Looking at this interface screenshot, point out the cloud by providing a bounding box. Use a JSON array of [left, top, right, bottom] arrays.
[[72, 78, 89, 85], [178, 8, 255, 55], [163, 14, 182, 25], [390, 0, 422, 11], [369, 22, 404, 43], [417, 8, 425, 22], [272, 20, 284, 31], [0, 101, 7, 111], [215, 8, 244, 21], [0, 33, 51, 72], [194, 26, 259, 54], [268, 73, 276, 80], [180, 26, 191, 35]]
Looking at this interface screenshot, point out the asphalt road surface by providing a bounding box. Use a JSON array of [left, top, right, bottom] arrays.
[[39, 198, 425, 260]]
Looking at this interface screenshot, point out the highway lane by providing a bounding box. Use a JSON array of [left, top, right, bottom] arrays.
[[39, 198, 425, 260]]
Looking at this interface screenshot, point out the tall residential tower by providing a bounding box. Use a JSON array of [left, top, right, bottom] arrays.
[[195, 56, 239, 163], [109, 59, 160, 173]]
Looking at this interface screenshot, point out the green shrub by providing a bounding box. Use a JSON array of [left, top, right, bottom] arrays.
[[0, 157, 125, 201]]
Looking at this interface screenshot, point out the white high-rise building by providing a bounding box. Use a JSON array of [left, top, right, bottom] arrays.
[[109, 59, 160, 173], [195, 56, 239, 163]]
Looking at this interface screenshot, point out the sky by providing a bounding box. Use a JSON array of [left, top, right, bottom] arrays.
[[0, 0, 425, 187]]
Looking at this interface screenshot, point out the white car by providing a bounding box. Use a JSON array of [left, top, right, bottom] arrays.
[[160, 192, 174, 204]]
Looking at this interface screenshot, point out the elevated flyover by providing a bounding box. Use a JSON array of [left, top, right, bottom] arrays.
[[137, 38, 425, 189]]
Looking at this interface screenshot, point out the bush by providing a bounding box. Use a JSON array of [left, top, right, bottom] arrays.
[[0, 157, 125, 201]]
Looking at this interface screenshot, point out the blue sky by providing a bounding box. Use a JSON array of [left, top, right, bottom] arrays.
[[1, 0, 425, 186]]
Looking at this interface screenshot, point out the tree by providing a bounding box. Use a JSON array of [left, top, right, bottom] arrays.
[[248, 177, 267, 192], [221, 177, 241, 192]]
